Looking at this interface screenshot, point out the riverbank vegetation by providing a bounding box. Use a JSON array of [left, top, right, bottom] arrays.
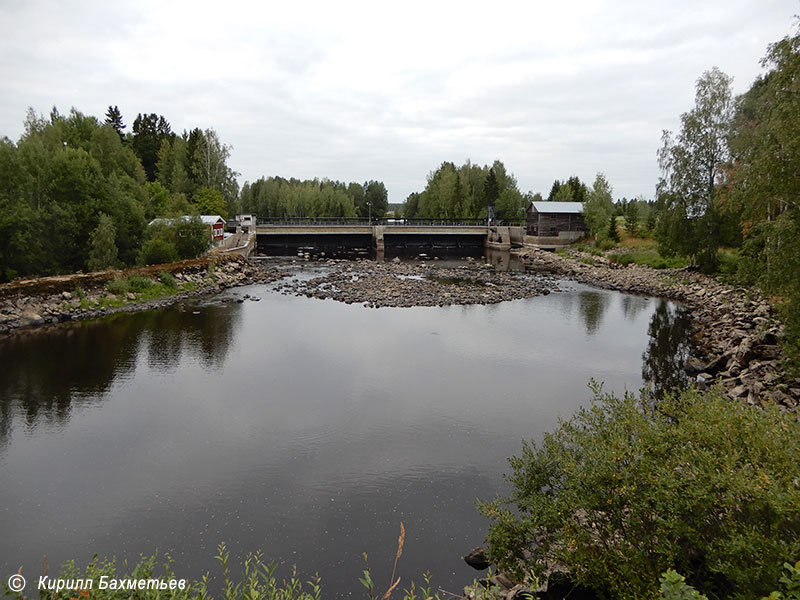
[[0, 108, 236, 281], [478, 383, 800, 600]]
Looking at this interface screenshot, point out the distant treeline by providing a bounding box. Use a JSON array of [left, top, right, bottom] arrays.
[[402, 159, 531, 222], [240, 177, 387, 220]]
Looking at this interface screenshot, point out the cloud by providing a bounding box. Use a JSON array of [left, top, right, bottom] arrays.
[[1, 0, 797, 202]]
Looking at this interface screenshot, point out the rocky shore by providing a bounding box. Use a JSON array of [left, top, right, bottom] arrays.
[[0, 256, 283, 334], [277, 257, 560, 307], [516, 247, 800, 409]]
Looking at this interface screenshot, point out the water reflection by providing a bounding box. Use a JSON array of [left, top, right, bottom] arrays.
[[641, 300, 692, 400], [484, 249, 526, 272], [577, 290, 609, 335], [621, 295, 651, 321], [0, 303, 242, 449], [143, 304, 240, 372]]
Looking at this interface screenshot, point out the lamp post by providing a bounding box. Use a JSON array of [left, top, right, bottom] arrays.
[[367, 201, 371, 225]]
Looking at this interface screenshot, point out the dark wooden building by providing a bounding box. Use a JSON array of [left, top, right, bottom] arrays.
[[526, 201, 586, 237]]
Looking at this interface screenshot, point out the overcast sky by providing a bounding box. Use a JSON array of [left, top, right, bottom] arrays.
[[1, 0, 797, 203]]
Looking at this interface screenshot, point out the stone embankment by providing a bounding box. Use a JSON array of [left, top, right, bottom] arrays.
[[278, 258, 560, 307], [518, 247, 800, 409], [0, 256, 282, 334]]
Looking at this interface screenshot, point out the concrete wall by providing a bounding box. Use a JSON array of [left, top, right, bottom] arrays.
[[523, 230, 583, 249]]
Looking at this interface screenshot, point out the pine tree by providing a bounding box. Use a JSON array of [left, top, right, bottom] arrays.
[[104, 105, 125, 139], [607, 214, 620, 243], [625, 203, 640, 236]]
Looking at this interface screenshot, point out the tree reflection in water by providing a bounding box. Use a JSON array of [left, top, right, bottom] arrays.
[[641, 299, 692, 401], [0, 303, 242, 449], [577, 290, 609, 335]]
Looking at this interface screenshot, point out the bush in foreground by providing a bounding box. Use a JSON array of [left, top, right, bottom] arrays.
[[478, 383, 800, 600]]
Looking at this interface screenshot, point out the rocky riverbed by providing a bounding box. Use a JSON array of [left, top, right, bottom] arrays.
[[0, 256, 284, 334], [276, 257, 560, 307]]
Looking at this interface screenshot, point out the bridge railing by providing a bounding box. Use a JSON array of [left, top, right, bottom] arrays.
[[255, 217, 525, 227]]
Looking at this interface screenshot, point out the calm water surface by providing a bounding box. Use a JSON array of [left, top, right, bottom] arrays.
[[0, 272, 689, 596]]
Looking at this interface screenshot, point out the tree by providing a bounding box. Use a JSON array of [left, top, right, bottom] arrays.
[[132, 113, 173, 181], [582, 172, 614, 237], [194, 186, 228, 218], [484, 167, 500, 207], [727, 27, 800, 372], [363, 180, 388, 219], [656, 67, 735, 272], [551, 183, 573, 203], [174, 216, 209, 259], [624, 202, 640, 236], [565, 175, 588, 204], [547, 179, 562, 201], [607, 213, 620, 242], [87, 213, 118, 271], [139, 238, 177, 265], [104, 106, 125, 140], [404, 192, 420, 219]]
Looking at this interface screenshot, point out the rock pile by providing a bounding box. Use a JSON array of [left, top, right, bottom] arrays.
[[278, 259, 560, 308]]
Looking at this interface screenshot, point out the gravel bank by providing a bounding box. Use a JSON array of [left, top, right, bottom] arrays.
[[0, 256, 284, 334]]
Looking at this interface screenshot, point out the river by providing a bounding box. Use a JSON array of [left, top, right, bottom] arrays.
[[0, 264, 690, 596]]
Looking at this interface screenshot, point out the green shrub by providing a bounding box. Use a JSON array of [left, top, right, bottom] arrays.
[[609, 251, 690, 269], [478, 384, 800, 600], [596, 238, 616, 251], [611, 253, 635, 266], [716, 249, 739, 275], [140, 238, 178, 266], [660, 561, 800, 600], [106, 277, 129, 296], [127, 275, 155, 292], [159, 270, 178, 289], [660, 570, 709, 600]]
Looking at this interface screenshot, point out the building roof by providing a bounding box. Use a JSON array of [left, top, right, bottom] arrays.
[[530, 201, 583, 214]]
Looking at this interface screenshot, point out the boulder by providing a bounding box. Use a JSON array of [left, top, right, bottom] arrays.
[[19, 311, 44, 326], [754, 344, 782, 360], [464, 547, 491, 570]]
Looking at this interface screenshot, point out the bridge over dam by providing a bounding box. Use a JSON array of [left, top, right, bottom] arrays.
[[254, 219, 526, 255]]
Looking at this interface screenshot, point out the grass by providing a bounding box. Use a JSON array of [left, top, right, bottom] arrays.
[[105, 273, 188, 303], [609, 250, 690, 269], [617, 231, 657, 249], [2, 526, 479, 600]]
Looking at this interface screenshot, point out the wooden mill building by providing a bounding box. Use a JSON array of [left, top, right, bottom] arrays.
[[526, 201, 587, 236], [525, 201, 587, 248]]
